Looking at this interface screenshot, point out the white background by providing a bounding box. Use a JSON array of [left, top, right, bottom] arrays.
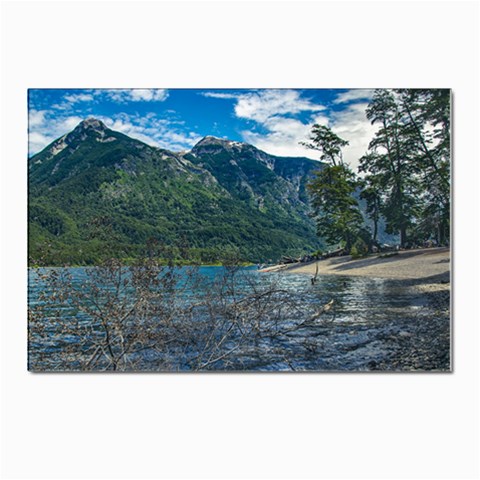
[[1, 1, 479, 479]]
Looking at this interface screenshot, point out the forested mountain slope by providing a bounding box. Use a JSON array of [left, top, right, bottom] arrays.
[[29, 119, 324, 265]]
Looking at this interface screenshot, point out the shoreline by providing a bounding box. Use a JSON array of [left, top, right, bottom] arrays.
[[28, 261, 256, 269], [260, 247, 450, 282]]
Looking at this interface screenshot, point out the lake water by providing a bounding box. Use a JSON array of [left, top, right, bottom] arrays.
[[28, 266, 449, 372]]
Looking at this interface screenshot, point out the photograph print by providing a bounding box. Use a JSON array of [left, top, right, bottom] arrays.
[[28, 88, 451, 372]]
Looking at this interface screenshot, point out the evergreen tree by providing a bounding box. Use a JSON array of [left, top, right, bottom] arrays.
[[301, 124, 349, 166], [304, 125, 364, 252], [360, 90, 422, 247], [395, 89, 450, 244]]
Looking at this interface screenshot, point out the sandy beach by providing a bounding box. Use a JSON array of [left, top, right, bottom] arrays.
[[261, 247, 450, 282]]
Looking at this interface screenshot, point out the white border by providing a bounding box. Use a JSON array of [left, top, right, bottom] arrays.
[[1, 1, 479, 479]]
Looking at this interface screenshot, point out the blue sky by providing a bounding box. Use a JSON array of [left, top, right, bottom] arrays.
[[28, 88, 378, 167]]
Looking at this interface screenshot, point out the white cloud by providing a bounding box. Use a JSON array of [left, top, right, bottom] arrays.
[[242, 129, 314, 159], [99, 112, 200, 151], [200, 89, 328, 159], [234, 89, 325, 123], [201, 92, 238, 100], [64, 93, 95, 103], [28, 132, 51, 156], [49, 91, 96, 111], [130, 89, 169, 101], [28, 109, 47, 127], [329, 102, 379, 170], [28, 112, 84, 155], [28, 107, 200, 156], [49, 89, 170, 111], [102, 89, 169, 103], [59, 116, 84, 131], [333, 89, 375, 104], [310, 113, 330, 127], [241, 115, 330, 159], [207, 89, 376, 167]]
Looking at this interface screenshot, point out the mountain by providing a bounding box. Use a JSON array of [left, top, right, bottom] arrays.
[[28, 119, 324, 265]]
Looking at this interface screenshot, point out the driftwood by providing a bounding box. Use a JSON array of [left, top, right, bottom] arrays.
[[311, 262, 319, 285], [308, 299, 335, 323], [281, 255, 319, 266], [282, 299, 335, 335], [322, 248, 346, 259], [281, 256, 297, 264]]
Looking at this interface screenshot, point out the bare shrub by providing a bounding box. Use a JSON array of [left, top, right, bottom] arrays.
[[29, 254, 333, 371]]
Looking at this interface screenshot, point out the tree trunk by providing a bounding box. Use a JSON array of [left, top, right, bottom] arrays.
[[400, 226, 407, 247]]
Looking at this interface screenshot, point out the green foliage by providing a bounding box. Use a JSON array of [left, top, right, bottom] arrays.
[[350, 238, 368, 258], [306, 130, 365, 252], [29, 122, 323, 265], [363, 91, 422, 245], [359, 89, 450, 247], [309, 165, 364, 249], [395, 89, 450, 245], [301, 124, 349, 166], [29, 203, 67, 236]]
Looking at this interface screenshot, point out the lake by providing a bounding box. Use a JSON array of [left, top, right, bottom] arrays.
[[28, 266, 450, 372]]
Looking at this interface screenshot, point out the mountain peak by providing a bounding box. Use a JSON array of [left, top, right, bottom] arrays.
[[75, 118, 108, 133], [38, 118, 111, 160], [192, 135, 245, 150], [194, 136, 229, 147]]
